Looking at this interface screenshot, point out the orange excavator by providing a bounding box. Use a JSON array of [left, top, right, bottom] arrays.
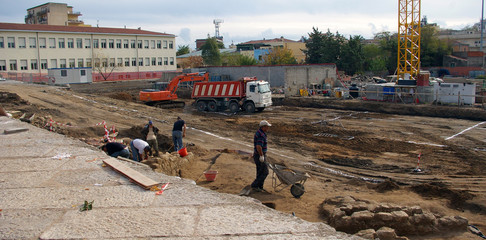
[[139, 72, 209, 108]]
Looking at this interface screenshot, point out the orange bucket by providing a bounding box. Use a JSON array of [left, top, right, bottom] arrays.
[[178, 147, 188, 157], [204, 170, 218, 181]]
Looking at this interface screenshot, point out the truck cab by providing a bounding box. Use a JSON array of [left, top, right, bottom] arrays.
[[246, 81, 272, 112]]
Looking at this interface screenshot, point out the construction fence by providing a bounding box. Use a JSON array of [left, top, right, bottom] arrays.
[[0, 71, 176, 83]]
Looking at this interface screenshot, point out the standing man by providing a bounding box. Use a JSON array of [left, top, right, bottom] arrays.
[[251, 120, 271, 192], [101, 142, 130, 158], [129, 138, 151, 162], [141, 120, 159, 157], [172, 116, 186, 152]]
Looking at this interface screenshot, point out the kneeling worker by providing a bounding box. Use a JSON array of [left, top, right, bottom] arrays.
[[129, 138, 151, 162], [101, 142, 130, 158]]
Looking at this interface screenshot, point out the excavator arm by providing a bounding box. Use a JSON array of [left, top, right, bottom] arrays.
[[139, 72, 209, 108], [166, 72, 209, 97]]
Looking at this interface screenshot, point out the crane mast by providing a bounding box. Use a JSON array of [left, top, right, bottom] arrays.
[[397, 0, 421, 81]]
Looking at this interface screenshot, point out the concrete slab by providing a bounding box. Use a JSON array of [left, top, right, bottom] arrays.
[[40, 207, 198, 239], [0, 209, 65, 239], [195, 204, 327, 236], [153, 183, 258, 207], [0, 185, 155, 209], [0, 170, 56, 188]]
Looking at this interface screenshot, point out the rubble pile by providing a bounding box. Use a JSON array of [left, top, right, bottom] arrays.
[[321, 196, 468, 239]]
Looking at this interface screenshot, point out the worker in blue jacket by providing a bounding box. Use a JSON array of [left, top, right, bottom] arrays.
[[251, 120, 271, 192]]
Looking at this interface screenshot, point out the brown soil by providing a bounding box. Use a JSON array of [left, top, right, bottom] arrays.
[[1, 81, 485, 240]]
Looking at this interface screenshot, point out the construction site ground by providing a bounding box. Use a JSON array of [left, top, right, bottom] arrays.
[[1, 80, 486, 240]]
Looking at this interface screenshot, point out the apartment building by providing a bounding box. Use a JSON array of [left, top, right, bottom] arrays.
[[0, 22, 177, 74], [236, 37, 306, 63], [25, 2, 89, 27]]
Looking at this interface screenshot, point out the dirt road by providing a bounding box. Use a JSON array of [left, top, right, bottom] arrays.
[[1, 81, 485, 239]]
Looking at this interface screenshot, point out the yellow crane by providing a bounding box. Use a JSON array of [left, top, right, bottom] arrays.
[[397, 0, 421, 81]]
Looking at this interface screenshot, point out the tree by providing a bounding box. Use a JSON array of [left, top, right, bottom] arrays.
[[221, 53, 257, 66], [363, 44, 388, 72], [92, 52, 117, 81], [179, 56, 204, 69], [376, 31, 398, 75], [338, 35, 364, 75], [303, 27, 325, 64], [201, 37, 222, 66], [420, 25, 451, 67], [176, 45, 190, 56], [304, 27, 365, 75], [262, 47, 298, 65]]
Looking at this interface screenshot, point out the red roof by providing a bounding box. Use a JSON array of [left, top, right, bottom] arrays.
[[0, 22, 174, 37], [241, 37, 299, 44]]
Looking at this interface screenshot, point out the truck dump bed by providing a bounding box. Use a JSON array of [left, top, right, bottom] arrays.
[[192, 81, 245, 98]]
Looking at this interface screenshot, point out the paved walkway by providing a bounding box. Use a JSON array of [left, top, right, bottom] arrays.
[[0, 117, 359, 239]]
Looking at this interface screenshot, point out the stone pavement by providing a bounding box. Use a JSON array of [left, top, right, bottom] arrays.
[[0, 117, 360, 239]]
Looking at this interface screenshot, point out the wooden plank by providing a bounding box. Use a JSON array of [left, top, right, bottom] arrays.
[[4, 128, 29, 135], [103, 158, 160, 189]]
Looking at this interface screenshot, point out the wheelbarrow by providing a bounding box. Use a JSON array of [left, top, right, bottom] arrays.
[[267, 163, 310, 198]]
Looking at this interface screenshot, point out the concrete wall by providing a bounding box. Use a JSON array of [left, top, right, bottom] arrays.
[[284, 65, 337, 97], [190, 64, 337, 95], [193, 65, 287, 88]]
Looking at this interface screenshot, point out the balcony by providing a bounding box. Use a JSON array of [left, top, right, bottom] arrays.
[[68, 11, 82, 16]]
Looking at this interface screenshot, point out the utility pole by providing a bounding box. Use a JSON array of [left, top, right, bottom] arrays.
[[481, 0, 484, 67]]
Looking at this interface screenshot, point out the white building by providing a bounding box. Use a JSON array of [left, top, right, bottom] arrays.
[[0, 22, 177, 75]]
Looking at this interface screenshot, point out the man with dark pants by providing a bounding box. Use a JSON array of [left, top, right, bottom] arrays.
[[251, 120, 271, 192], [141, 120, 159, 157], [101, 142, 130, 158], [172, 116, 186, 152]]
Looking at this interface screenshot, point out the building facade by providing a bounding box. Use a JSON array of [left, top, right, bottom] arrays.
[[25, 2, 89, 27], [236, 37, 306, 63], [0, 23, 177, 75]]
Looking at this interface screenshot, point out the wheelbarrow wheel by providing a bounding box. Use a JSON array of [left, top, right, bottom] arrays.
[[290, 183, 305, 198]]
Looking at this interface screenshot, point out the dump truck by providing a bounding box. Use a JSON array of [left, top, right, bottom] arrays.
[[191, 77, 272, 113], [139, 72, 209, 108]]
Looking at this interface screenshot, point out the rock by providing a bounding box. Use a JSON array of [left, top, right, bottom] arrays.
[[351, 210, 374, 222], [438, 216, 468, 230], [355, 229, 376, 239], [376, 227, 398, 240], [391, 211, 409, 222], [325, 195, 356, 205], [375, 212, 394, 222], [375, 203, 402, 213], [403, 206, 423, 216]]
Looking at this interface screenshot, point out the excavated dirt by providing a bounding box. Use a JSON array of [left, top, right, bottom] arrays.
[[1, 81, 485, 240]]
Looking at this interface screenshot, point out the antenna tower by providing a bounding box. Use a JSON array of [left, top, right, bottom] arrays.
[[213, 19, 224, 38]]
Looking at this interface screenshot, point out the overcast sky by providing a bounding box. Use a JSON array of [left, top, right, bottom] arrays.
[[0, 0, 481, 49]]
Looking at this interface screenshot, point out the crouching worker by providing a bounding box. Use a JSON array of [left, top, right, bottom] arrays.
[[101, 142, 130, 158], [129, 138, 151, 162]]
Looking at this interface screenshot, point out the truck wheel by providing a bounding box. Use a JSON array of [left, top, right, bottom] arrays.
[[229, 102, 239, 113], [244, 102, 255, 113], [207, 101, 217, 112], [196, 101, 207, 111]]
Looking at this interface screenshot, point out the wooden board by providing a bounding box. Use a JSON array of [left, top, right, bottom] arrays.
[[103, 158, 160, 189]]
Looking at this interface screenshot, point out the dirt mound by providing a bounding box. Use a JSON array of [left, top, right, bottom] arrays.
[[108, 92, 134, 102], [0, 92, 28, 106], [410, 183, 474, 208], [373, 179, 400, 193]]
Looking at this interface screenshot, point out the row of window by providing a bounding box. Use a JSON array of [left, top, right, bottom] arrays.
[[0, 36, 174, 50], [0, 57, 175, 71]]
